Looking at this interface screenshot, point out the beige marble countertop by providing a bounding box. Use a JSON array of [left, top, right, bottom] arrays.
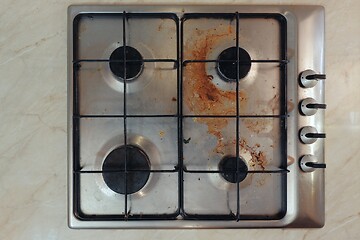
[[1, 0, 359, 239]]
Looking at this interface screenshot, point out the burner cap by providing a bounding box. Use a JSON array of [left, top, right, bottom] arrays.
[[217, 47, 252, 81], [218, 156, 248, 183], [102, 145, 150, 194], [109, 46, 144, 81]]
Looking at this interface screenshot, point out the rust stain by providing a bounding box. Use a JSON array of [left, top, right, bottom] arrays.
[[183, 26, 247, 153]]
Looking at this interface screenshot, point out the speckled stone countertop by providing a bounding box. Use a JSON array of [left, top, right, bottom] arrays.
[[0, 0, 359, 239]]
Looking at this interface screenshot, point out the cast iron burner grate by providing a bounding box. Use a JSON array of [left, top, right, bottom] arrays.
[[72, 11, 288, 221]]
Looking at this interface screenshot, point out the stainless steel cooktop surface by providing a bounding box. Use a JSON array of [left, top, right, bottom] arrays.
[[67, 5, 326, 228]]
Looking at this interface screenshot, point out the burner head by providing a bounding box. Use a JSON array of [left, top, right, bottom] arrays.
[[217, 47, 252, 81], [109, 46, 144, 81], [218, 156, 248, 183], [102, 145, 150, 194]]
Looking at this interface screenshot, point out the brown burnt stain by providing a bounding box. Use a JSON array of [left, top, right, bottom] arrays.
[[269, 95, 295, 113], [253, 151, 267, 171], [157, 20, 167, 32], [242, 118, 271, 134], [269, 94, 280, 114], [159, 131, 165, 138], [246, 143, 267, 171], [231, 139, 268, 170], [287, 100, 295, 112], [183, 26, 247, 153], [287, 156, 295, 166], [158, 20, 176, 33], [172, 97, 177, 102]]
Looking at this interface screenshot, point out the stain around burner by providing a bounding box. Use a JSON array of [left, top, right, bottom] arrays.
[[217, 47, 252, 81], [109, 46, 144, 81], [218, 156, 248, 183], [102, 145, 150, 194]]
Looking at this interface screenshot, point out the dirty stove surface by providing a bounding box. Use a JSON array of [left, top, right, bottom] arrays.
[[68, 5, 325, 228]]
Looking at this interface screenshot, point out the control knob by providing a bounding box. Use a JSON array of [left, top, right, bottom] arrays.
[[299, 98, 326, 116], [299, 126, 326, 144], [299, 69, 326, 88]]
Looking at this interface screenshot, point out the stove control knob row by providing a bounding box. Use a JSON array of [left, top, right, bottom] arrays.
[[299, 155, 326, 172], [299, 126, 326, 144], [299, 98, 327, 116], [299, 69, 326, 88]]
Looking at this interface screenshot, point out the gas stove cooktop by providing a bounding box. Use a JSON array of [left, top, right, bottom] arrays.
[[67, 5, 326, 228]]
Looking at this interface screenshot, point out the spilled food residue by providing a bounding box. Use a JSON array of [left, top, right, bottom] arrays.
[[159, 130, 165, 139], [182, 24, 286, 172], [183, 26, 247, 154], [242, 118, 271, 134], [238, 139, 268, 170]]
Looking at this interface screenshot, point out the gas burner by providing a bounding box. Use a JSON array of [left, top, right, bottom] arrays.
[[102, 145, 150, 194], [218, 156, 248, 183], [109, 46, 144, 81], [217, 47, 251, 81]]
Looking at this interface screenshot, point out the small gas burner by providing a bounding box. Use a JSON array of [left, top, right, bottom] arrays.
[[68, 5, 326, 228], [218, 156, 248, 183]]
